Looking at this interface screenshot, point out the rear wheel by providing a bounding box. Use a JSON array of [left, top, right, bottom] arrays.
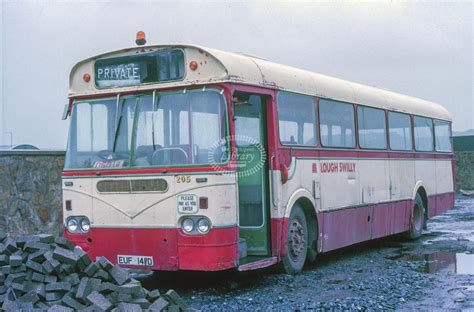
[[282, 204, 308, 275], [405, 193, 425, 240]]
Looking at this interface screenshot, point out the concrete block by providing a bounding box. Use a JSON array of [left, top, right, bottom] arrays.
[[4, 239, 18, 255], [97, 282, 118, 294], [44, 275, 58, 284], [14, 236, 30, 248], [45, 282, 72, 293], [117, 283, 142, 295], [28, 282, 46, 299], [26, 260, 45, 273], [97, 256, 114, 271], [167, 305, 180, 312], [148, 297, 169, 311], [84, 262, 99, 277], [0, 265, 11, 275], [60, 264, 73, 274], [65, 272, 81, 286], [53, 247, 79, 266], [89, 277, 102, 290], [86, 291, 113, 312], [11, 282, 27, 293], [9, 254, 23, 267], [18, 290, 40, 304], [35, 301, 50, 310], [116, 293, 133, 303], [42, 259, 55, 274], [0, 230, 6, 242], [24, 241, 50, 253], [0, 255, 9, 266], [62, 294, 86, 310], [54, 237, 75, 250], [109, 265, 129, 285], [4, 272, 27, 287], [113, 302, 142, 312], [47, 304, 74, 312], [74, 247, 92, 266], [147, 289, 161, 301], [36, 234, 55, 244], [165, 289, 188, 310], [130, 298, 151, 309], [10, 264, 26, 273], [94, 269, 110, 281], [45, 292, 64, 302], [31, 272, 46, 283], [75, 277, 92, 301], [28, 250, 46, 263]]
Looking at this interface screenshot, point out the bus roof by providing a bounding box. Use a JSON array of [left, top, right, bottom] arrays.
[[70, 44, 451, 121]]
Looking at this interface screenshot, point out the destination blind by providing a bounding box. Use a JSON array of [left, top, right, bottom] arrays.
[[94, 49, 185, 88]]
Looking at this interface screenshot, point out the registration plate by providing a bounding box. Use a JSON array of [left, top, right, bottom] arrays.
[[117, 255, 154, 267], [177, 194, 198, 214]]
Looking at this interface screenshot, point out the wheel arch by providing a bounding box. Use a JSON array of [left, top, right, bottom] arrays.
[[283, 189, 318, 261], [412, 181, 429, 220]]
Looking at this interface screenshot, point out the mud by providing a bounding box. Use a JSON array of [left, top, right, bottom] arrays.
[[142, 195, 474, 311]]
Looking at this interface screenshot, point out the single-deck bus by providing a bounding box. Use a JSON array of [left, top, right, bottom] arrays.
[[62, 33, 454, 274]]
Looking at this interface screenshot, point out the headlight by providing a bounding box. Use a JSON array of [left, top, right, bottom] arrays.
[[67, 218, 78, 232], [80, 218, 91, 232], [182, 218, 194, 233], [197, 218, 210, 234]]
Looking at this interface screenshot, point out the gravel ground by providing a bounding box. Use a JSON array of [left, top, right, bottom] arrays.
[[144, 194, 474, 311]]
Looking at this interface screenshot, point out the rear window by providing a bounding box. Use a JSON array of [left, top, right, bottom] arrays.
[[434, 120, 452, 152], [414, 116, 434, 151]]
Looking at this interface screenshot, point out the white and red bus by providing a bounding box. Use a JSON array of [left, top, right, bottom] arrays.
[[62, 34, 454, 274]]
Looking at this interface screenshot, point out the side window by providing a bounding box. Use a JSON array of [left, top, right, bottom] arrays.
[[388, 112, 412, 151], [358, 106, 387, 149], [414, 116, 434, 151], [319, 99, 355, 148], [277, 92, 316, 146], [434, 120, 452, 152]]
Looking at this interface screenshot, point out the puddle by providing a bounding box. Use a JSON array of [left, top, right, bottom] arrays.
[[390, 251, 474, 275]]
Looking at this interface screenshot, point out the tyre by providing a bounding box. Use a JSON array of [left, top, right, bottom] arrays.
[[282, 204, 308, 275], [405, 193, 425, 240]]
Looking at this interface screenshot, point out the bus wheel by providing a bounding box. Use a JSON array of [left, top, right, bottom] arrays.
[[282, 204, 308, 275], [405, 193, 425, 240]]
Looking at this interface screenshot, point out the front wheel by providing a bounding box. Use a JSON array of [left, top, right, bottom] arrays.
[[405, 193, 425, 240], [282, 204, 308, 275]]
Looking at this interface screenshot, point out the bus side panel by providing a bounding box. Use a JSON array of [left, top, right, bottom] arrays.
[[321, 206, 371, 252], [434, 158, 455, 215], [371, 201, 411, 239]]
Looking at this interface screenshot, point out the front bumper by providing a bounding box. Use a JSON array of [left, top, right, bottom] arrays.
[[64, 226, 239, 271]]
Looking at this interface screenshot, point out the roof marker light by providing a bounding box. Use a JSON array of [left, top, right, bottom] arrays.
[[189, 61, 198, 71], [83, 73, 91, 82], [135, 31, 146, 46]]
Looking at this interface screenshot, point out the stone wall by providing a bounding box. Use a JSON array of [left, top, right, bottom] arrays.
[[0, 151, 65, 236], [455, 151, 474, 191]]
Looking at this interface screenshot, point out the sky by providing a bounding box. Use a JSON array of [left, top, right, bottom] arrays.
[[1, 0, 473, 149]]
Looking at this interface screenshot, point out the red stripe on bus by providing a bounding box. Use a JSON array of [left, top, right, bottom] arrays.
[[64, 226, 239, 271], [62, 164, 236, 177], [272, 192, 454, 257]]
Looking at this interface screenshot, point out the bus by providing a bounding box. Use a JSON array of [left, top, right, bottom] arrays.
[[62, 33, 455, 274]]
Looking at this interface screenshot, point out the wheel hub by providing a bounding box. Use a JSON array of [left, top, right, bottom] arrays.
[[289, 219, 305, 259]]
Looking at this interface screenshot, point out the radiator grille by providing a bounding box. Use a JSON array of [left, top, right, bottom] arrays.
[[97, 179, 168, 193]]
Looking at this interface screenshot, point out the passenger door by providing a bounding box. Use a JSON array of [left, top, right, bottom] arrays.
[[233, 92, 270, 256]]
